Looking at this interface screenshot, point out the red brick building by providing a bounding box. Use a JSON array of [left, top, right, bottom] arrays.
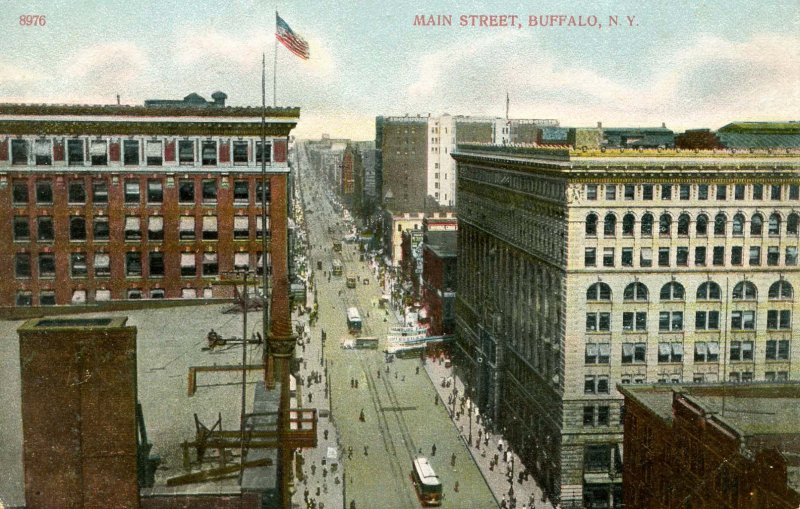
[[0, 93, 298, 307], [421, 230, 457, 336], [619, 383, 800, 509]]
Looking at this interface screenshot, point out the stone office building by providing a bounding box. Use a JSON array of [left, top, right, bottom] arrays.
[[0, 92, 298, 307], [451, 143, 800, 508]]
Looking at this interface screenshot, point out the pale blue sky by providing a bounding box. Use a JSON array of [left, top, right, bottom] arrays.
[[2, 0, 799, 138]]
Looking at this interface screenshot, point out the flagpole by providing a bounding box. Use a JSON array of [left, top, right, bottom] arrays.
[[273, 10, 278, 107]]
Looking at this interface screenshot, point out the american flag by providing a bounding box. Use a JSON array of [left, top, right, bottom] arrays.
[[276, 13, 309, 60]]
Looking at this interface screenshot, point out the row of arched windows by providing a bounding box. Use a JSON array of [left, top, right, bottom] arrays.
[[586, 280, 793, 302], [586, 212, 799, 237]]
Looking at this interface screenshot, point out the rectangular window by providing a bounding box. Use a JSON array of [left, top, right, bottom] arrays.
[[767, 246, 780, 266], [234, 180, 249, 202], [716, 185, 727, 200], [125, 252, 142, 277], [256, 216, 269, 239], [179, 216, 195, 240], [585, 343, 598, 364], [642, 184, 653, 200], [659, 311, 683, 331], [713, 246, 725, 266], [38, 253, 55, 277], [640, 248, 652, 267], [233, 141, 249, 164], [734, 184, 745, 200], [658, 343, 683, 363], [16, 291, 33, 306], [92, 180, 108, 204], [67, 139, 84, 165], [676, 246, 689, 266], [621, 248, 633, 267], [94, 253, 110, 277], [658, 247, 670, 267], [145, 140, 163, 166], [623, 312, 647, 332], [771, 185, 782, 200], [148, 216, 163, 241], [256, 141, 272, 163], [749, 246, 761, 266], [179, 180, 195, 203], [603, 247, 614, 267], [787, 247, 798, 266], [70, 216, 86, 240], [753, 184, 764, 200], [234, 252, 250, 271], [766, 340, 790, 360], [90, 140, 107, 165], [93, 216, 110, 241], [234, 216, 249, 240], [694, 246, 706, 266], [597, 406, 610, 426], [202, 216, 218, 240], [698, 184, 709, 200], [70, 253, 88, 277], [791, 185, 800, 200], [124, 180, 140, 204], [180, 253, 196, 276], [202, 140, 217, 165], [124, 216, 141, 241], [124, 140, 140, 165], [583, 406, 595, 426], [68, 181, 86, 203], [147, 180, 163, 203], [622, 343, 646, 363], [13, 180, 28, 204], [731, 311, 756, 330], [36, 181, 53, 204], [624, 184, 634, 200], [585, 185, 597, 200], [202, 179, 217, 202], [605, 185, 616, 200], [586, 312, 610, 332], [730, 340, 754, 361], [14, 216, 30, 241], [694, 342, 719, 362], [179, 140, 195, 164], [11, 139, 29, 165], [584, 248, 596, 267], [39, 290, 55, 306], [15, 253, 31, 278], [37, 216, 54, 241], [767, 310, 791, 330], [661, 184, 672, 200], [695, 311, 720, 330], [679, 184, 690, 200], [256, 180, 270, 204], [149, 252, 165, 277], [202, 252, 218, 276], [34, 139, 51, 165], [731, 246, 743, 265]]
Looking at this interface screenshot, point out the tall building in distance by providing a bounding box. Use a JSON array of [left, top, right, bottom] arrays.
[[451, 143, 800, 508], [0, 92, 298, 307]]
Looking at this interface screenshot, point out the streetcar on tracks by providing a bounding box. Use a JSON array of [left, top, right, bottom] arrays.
[[411, 457, 442, 506], [346, 276, 357, 288], [346, 307, 362, 333], [332, 259, 343, 276]]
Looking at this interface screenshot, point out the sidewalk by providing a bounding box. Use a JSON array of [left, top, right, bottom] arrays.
[[424, 357, 555, 509]]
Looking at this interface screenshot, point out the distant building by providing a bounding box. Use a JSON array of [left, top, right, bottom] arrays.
[[675, 128, 724, 150], [421, 229, 457, 336], [619, 383, 800, 509], [717, 121, 800, 149], [451, 143, 800, 508], [0, 93, 297, 307], [601, 123, 675, 148]]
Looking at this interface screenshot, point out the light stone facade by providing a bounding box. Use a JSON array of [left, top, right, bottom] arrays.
[[452, 144, 800, 509]]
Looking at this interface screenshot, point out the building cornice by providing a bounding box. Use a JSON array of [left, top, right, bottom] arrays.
[[0, 119, 297, 137]]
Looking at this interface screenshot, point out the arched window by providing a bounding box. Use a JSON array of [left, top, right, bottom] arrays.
[[769, 213, 781, 235], [659, 214, 671, 236], [641, 213, 653, 236], [660, 282, 685, 301], [604, 213, 616, 236], [751, 213, 763, 235], [622, 214, 635, 236], [714, 213, 726, 235], [788, 213, 799, 235], [586, 282, 612, 301], [70, 216, 86, 241], [585, 213, 598, 236], [732, 281, 757, 300], [696, 214, 708, 235], [623, 282, 649, 301], [677, 214, 690, 235], [732, 213, 745, 235], [697, 281, 721, 300], [768, 280, 793, 300]]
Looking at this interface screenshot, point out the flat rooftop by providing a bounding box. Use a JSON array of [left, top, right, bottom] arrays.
[[0, 304, 269, 507]]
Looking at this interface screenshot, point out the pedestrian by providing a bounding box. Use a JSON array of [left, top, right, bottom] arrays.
[[434, 395, 439, 406], [401, 375, 405, 382], [348, 446, 353, 459], [454, 481, 459, 493], [316, 486, 321, 497], [355, 379, 359, 388], [323, 467, 327, 478], [364, 445, 368, 456], [431, 444, 437, 456], [450, 453, 456, 467], [350, 378, 354, 388], [350, 501, 356, 509], [311, 464, 317, 475], [377, 370, 381, 378], [324, 429, 329, 440], [308, 393, 313, 403], [394, 371, 398, 379], [494, 454, 499, 465], [359, 409, 365, 422]]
